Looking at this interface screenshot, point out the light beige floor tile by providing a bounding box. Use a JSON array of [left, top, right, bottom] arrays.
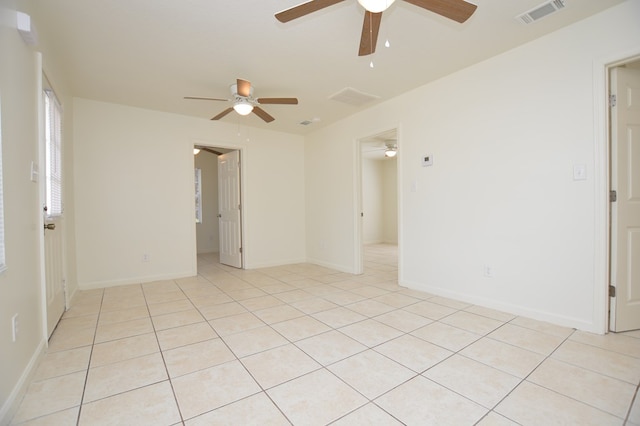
[[156, 321, 218, 351], [304, 285, 342, 297], [239, 295, 284, 311], [12, 371, 86, 423], [273, 289, 315, 303], [476, 412, 519, 426], [90, 332, 159, 367], [345, 299, 396, 317], [222, 325, 289, 358], [440, 311, 504, 335], [163, 338, 236, 378], [312, 307, 367, 328], [461, 338, 545, 378], [509, 316, 575, 338], [339, 319, 403, 347], [271, 316, 331, 341], [83, 352, 167, 402], [629, 393, 640, 425], [13, 406, 79, 426], [295, 330, 367, 365], [375, 375, 487, 425], [209, 312, 264, 336], [253, 304, 305, 324], [375, 334, 452, 373], [94, 317, 153, 344], [172, 360, 261, 420], [259, 283, 296, 294], [290, 297, 339, 314], [100, 295, 146, 312], [424, 354, 521, 408], [552, 340, 640, 384], [429, 296, 473, 310], [184, 393, 290, 426], [464, 305, 517, 322], [372, 292, 421, 308], [332, 403, 403, 425], [495, 381, 621, 425], [322, 291, 368, 306], [188, 293, 233, 309], [374, 310, 432, 332], [411, 321, 481, 352], [62, 302, 101, 319], [33, 346, 91, 381], [144, 290, 187, 305], [147, 299, 194, 316], [349, 286, 390, 298], [397, 288, 435, 300], [151, 308, 204, 331], [403, 300, 457, 320], [47, 324, 96, 353], [267, 369, 367, 425], [241, 344, 320, 389], [570, 330, 640, 358], [329, 350, 415, 399], [225, 287, 268, 301], [79, 381, 181, 426], [488, 323, 566, 355], [528, 358, 636, 418], [198, 301, 246, 320], [98, 306, 149, 325]]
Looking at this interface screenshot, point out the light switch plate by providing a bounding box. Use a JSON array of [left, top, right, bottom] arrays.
[[422, 155, 433, 167], [573, 164, 587, 181], [30, 161, 39, 183]]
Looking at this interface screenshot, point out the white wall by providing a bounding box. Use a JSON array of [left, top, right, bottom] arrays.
[[381, 159, 397, 244], [194, 150, 219, 254], [362, 158, 397, 245], [305, 0, 640, 332], [73, 99, 306, 289]]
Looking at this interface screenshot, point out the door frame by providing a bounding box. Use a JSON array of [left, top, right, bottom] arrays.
[[192, 140, 246, 269], [593, 48, 640, 334], [354, 126, 403, 277]]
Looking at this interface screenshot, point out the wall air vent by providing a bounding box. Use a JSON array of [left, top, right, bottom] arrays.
[[329, 87, 380, 106], [517, 0, 565, 24]]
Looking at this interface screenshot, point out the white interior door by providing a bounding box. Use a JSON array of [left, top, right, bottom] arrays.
[[44, 208, 65, 337], [610, 65, 640, 332], [218, 150, 243, 268]]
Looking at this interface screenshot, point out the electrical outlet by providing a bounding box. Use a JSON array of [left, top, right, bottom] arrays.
[[142, 253, 151, 262], [11, 314, 19, 342], [483, 265, 494, 278]]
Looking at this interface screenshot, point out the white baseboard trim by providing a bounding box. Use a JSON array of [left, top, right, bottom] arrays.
[[244, 258, 307, 270], [78, 270, 196, 291], [400, 279, 597, 333], [305, 258, 357, 274], [0, 339, 47, 426]]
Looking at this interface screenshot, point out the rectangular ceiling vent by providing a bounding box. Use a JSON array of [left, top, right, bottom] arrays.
[[517, 0, 565, 24], [329, 87, 380, 106]]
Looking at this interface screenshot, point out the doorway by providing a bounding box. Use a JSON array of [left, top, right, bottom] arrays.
[[357, 128, 400, 277]]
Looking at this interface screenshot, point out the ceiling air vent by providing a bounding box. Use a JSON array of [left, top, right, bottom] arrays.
[[329, 87, 380, 106], [517, 0, 565, 24]]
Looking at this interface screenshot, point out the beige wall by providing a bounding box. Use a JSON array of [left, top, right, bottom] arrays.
[[305, 0, 640, 332], [194, 150, 219, 254], [362, 158, 397, 245]]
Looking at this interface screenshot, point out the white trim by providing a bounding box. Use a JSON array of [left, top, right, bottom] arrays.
[[78, 270, 196, 291]]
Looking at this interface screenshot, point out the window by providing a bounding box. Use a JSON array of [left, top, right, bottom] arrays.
[[0, 97, 5, 273], [44, 85, 62, 217], [195, 168, 202, 223]]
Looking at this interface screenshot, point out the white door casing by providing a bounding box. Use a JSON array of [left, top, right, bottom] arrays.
[[218, 150, 243, 268], [610, 65, 640, 332]]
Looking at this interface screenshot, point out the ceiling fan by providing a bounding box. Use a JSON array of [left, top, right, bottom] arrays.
[[275, 0, 477, 56], [185, 78, 298, 123], [364, 140, 398, 157]]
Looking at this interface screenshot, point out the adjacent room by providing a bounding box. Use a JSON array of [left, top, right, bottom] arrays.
[[1, 0, 639, 424]]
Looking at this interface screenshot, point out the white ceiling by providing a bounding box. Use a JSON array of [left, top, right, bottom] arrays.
[[32, 0, 625, 135]]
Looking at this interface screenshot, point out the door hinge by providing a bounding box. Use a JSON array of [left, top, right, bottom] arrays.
[[610, 190, 617, 202], [609, 285, 616, 298], [609, 94, 617, 107], [239, 247, 243, 254]]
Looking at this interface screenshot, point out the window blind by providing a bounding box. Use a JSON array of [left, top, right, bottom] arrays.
[[0, 98, 6, 272], [44, 88, 62, 217]]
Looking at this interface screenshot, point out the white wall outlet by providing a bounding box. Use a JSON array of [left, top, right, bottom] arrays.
[[483, 265, 494, 278], [11, 314, 19, 342], [142, 253, 151, 262], [422, 155, 433, 167], [573, 164, 587, 181]]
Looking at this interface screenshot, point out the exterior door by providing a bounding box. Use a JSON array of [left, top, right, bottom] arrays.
[[610, 65, 640, 332], [218, 150, 243, 268]]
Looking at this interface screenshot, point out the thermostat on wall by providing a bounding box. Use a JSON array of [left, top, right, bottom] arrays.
[[422, 155, 433, 167]]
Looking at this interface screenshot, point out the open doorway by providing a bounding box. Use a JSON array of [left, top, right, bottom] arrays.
[[193, 144, 243, 269], [357, 129, 399, 278]]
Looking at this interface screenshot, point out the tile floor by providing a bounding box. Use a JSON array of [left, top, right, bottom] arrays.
[[10, 244, 640, 425]]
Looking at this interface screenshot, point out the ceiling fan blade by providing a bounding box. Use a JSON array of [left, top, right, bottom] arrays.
[[252, 106, 275, 123], [184, 96, 228, 101], [211, 107, 234, 120], [275, 0, 346, 23], [359, 11, 382, 56], [257, 97, 299, 105], [402, 0, 477, 23], [237, 78, 252, 97]]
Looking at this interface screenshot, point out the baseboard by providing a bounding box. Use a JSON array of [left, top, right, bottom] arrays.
[[244, 258, 307, 270], [305, 257, 357, 274], [78, 270, 196, 291], [399, 279, 597, 333], [0, 339, 47, 426]]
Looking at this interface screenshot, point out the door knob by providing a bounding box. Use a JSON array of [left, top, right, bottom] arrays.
[[44, 223, 55, 230]]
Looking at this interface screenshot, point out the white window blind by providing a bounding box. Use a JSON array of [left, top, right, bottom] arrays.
[[0, 97, 6, 273], [44, 87, 62, 217]]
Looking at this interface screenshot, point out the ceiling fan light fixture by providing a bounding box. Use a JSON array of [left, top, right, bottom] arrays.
[[233, 101, 254, 116], [193, 148, 201, 155], [384, 147, 397, 157], [357, 0, 396, 13]]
